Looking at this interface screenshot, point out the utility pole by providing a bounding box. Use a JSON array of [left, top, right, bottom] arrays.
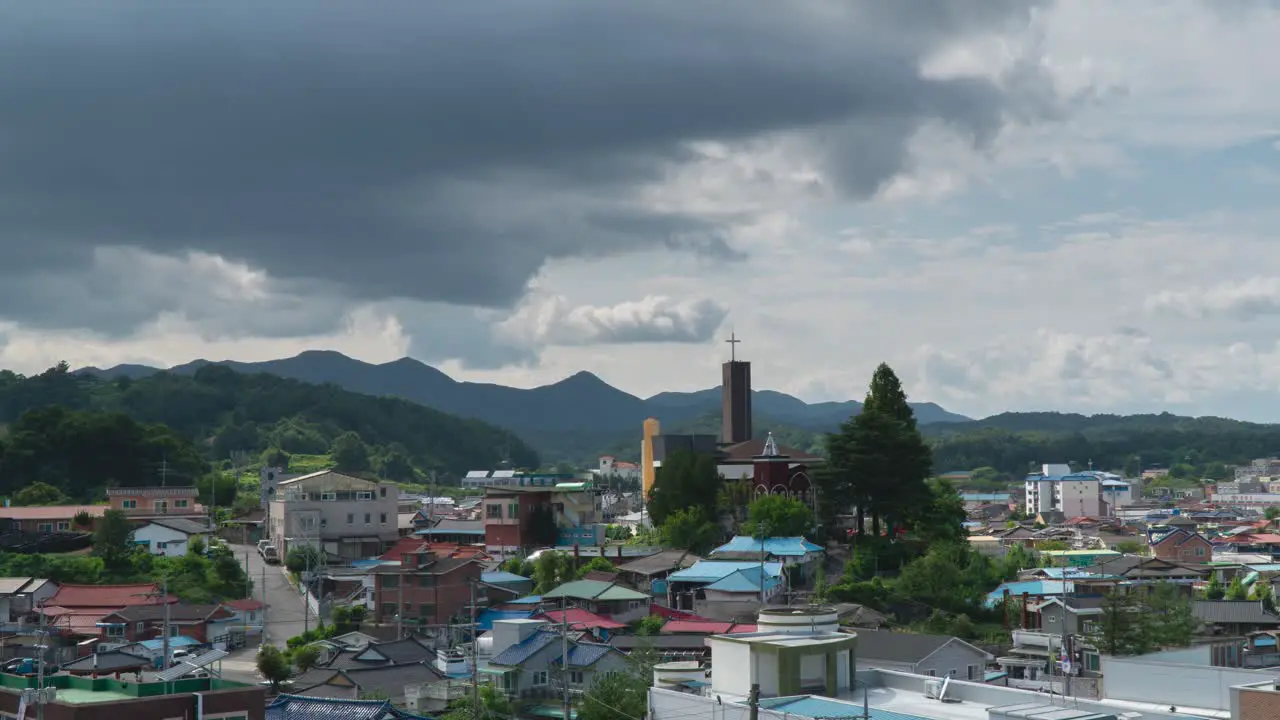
[[747, 683, 760, 720], [261, 566, 268, 644], [34, 600, 46, 720], [162, 570, 172, 671], [396, 572, 405, 640], [561, 595, 571, 720], [469, 580, 479, 715], [303, 544, 311, 635], [159, 454, 169, 487]]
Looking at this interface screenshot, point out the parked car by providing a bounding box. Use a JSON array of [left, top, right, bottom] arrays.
[[262, 545, 280, 564]]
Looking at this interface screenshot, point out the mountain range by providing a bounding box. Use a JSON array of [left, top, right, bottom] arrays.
[[76, 350, 970, 461]]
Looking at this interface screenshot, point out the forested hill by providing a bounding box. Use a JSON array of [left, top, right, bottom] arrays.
[[926, 411, 1280, 477], [0, 363, 540, 479]]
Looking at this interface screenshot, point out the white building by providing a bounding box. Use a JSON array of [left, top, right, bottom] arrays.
[[595, 456, 642, 483], [1025, 465, 1132, 517], [133, 518, 208, 557]]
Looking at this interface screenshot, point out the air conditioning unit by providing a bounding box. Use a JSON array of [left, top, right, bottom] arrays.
[[924, 680, 943, 699]]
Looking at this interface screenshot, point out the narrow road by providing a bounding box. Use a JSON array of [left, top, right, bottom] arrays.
[[228, 542, 310, 647]]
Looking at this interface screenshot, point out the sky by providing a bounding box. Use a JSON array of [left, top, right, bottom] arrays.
[[3, 1, 1280, 421]]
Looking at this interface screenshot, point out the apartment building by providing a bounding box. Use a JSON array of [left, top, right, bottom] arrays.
[[483, 483, 602, 557], [268, 470, 399, 560], [371, 546, 483, 626], [1025, 465, 1134, 517]]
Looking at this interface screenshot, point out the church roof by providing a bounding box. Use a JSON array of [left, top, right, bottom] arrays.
[[719, 438, 821, 462]]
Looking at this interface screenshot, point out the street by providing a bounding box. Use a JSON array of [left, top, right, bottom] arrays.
[[220, 543, 314, 682]]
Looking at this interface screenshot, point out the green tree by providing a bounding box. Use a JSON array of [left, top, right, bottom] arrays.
[[742, 495, 815, 538], [442, 685, 513, 720], [576, 556, 615, 579], [286, 545, 323, 574], [895, 543, 1002, 613], [374, 446, 418, 482], [261, 446, 291, 469], [93, 509, 136, 570], [812, 565, 828, 602], [821, 363, 931, 537], [256, 645, 291, 690], [1114, 539, 1145, 555], [1226, 576, 1249, 601], [292, 644, 322, 672], [1088, 590, 1150, 656], [578, 661, 649, 720], [1267, 507, 1280, 521], [660, 507, 723, 555], [533, 551, 575, 593], [905, 478, 967, 546], [330, 432, 370, 473], [1205, 574, 1225, 600], [13, 481, 66, 506], [635, 614, 665, 636], [1145, 582, 1199, 647], [647, 450, 721, 527], [1254, 581, 1276, 612]]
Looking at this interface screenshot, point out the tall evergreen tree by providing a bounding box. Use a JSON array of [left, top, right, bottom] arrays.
[[647, 450, 722, 526]]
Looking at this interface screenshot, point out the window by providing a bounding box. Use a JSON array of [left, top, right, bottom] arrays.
[[136, 622, 146, 632], [508, 503, 519, 519], [968, 665, 979, 680], [1196, 546, 1206, 557], [36, 523, 53, 532], [570, 671, 584, 685], [357, 491, 374, 501], [924, 669, 936, 677], [169, 625, 179, 637], [532, 671, 548, 686], [419, 576, 433, 588], [383, 575, 399, 588], [380, 487, 387, 498], [1047, 614, 1057, 623], [321, 492, 337, 502], [486, 504, 503, 520], [157, 541, 168, 550], [320, 518, 328, 528], [364, 513, 371, 525], [154, 501, 169, 514], [175, 499, 189, 508], [56, 521, 70, 531], [105, 625, 124, 638], [380, 513, 387, 524], [122, 499, 138, 509], [347, 513, 354, 525]]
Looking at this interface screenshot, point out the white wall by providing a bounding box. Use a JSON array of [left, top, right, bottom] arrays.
[[708, 640, 753, 697], [1100, 652, 1275, 711], [134, 524, 196, 557]]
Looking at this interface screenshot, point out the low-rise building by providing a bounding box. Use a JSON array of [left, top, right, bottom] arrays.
[[97, 603, 237, 644], [132, 517, 209, 556], [482, 483, 603, 557], [268, 470, 399, 560], [371, 547, 483, 627], [0, 673, 265, 719], [1151, 527, 1214, 563], [0, 505, 105, 533], [0, 578, 56, 622], [485, 618, 631, 702], [852, 628, 992, 680], [539, 580, 651, 623], [107, 486, 203, 519]]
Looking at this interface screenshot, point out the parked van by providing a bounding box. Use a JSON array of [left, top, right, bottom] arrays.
[[262, 546, 280, 564]]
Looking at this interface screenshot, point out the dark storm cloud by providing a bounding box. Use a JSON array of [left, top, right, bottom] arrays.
[[0, 0, 1057, 331]]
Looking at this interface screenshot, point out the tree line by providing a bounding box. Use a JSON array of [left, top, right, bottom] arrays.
[[0, 361, 540, 483]]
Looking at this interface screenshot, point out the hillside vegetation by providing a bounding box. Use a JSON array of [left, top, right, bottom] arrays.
[[0, 363, 540, 487]]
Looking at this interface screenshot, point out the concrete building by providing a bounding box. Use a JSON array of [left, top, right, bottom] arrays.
[[853, 628, 992, 680], [0, 578, 55, 622], [707, 630, 857, 698], [482, 483, 602, 557], [0, 674, 265, 720], [0, 505, 105, 533], [595, 456, 641, 483], [268, 470, 399, 560], [106, 486, 203, 519], [1025, 471, 1102, 517]]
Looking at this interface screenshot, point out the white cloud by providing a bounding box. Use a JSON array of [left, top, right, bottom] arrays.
[[1147, 277, 1280, 320], [495, 294, 728, 348]]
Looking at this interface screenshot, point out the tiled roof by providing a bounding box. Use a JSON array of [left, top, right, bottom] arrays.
[[265, 694, 427, 720], [379, 537, 427, 562], [719, 438, 820, 461], [343, 663, 445, 700], [224, 598, 265, 612], [1192, 600, 1280, 626], [490, 630, 558, 667], [143, 517, 209, 535], [535, 608, 626, 630], [710, 536, 822, 557], [610, 634, 711, 651], [103, 603, 233, 622], [0, 577, 46, 596], [616, 549, 700, 576], [566, 643, 615, 667], [48, 583, 171, 608]]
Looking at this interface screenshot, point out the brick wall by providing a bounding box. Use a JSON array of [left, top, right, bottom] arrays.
[[1238, 686, 1280, 720], [375, 562, 482, 624]]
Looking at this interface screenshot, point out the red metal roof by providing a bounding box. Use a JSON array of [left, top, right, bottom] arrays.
[[380, 536, 428, 561], [224, 598, 265, 612], [0, 505, 107, 521], [1233, 533, 1280, 544], [649, 604, 705, 621], [535, 608, 626, 630], [661, 620, 736, 634], [47, 583, 172, 608]]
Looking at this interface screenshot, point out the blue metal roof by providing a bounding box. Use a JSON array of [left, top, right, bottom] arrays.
[[669, 560, 784, 583], [476, 609, 535, 631], [703, 568, 782, 593], [759, 696, 930, 720], [482, 571, 531, 584], [986, 580, 1072, 608], [136, 636, 200, 650], [503, 595, 542, 605], [710, 536, 822, 557], [490, 630, 558, 667], [961, 493, 1011, 502]]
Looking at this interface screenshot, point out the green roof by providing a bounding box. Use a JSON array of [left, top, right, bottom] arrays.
[[541, 579, 648, 601]]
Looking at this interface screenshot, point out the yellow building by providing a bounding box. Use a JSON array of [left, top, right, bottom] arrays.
[[641, 417, 660, 498]]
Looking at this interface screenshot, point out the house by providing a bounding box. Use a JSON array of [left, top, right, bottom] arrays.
[[39, 582, 175, 636], [315, 637, 436, 672], [482, 483, 604, 557], [707, 536, 823, 581], [485, 619, 631, 702], [1192, 600, 1280, 637], [1034, 596, 1105, 635], [0, 504, 105, 532], [1151, 528, 1214, 563], [268, 470, 400, 560], [97, 603, 237, 643], [0, 577, 56, 622], [538, 580, 651, 623], [615, 549, 701, 594], [371, 547, 483, 627], [133, 517, 209, 556], [533, 608, 626, 637], [609, 633, 711, 664], [694, 568, 784, 621], [706, 630, 858, 698], [107, 486, 203, 519], [412, 517, 486, 544], [61, 650, 152, 676], [851, 628, 992, 680], [665, 560, 784, 612], [266, 694, 428, 720], [480, 570, 534, 598], [223, 598, 265, 636]]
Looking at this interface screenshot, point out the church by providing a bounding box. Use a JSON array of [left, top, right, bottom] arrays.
[[640, 334, 823, 512]]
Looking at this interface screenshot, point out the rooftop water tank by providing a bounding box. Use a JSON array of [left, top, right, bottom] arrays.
[[756, 605, 840, 634]]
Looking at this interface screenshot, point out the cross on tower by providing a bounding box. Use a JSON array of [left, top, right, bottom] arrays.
[[726, 331, 741, 362]]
